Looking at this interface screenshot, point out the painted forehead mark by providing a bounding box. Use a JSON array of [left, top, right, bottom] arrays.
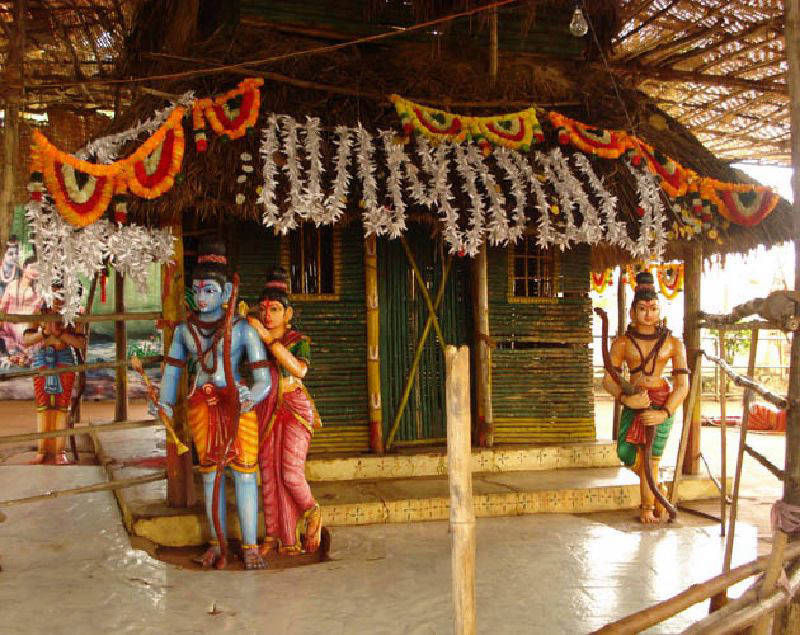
[[192, 280, 220, 291]]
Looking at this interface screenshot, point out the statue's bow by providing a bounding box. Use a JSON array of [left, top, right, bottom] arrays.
[[594, 307, 677, 522], [210, 273, 242, 569]]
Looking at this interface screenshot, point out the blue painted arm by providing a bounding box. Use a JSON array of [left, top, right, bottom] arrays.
[[158, 324, 188, 409], [243, 322, 270, 404]]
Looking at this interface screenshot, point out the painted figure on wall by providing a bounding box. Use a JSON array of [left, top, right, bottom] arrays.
[[0, 235, 21, 300], [601, 271, 690, 523], [156, 241, 271, 569], [249, 268, 323, 556], [23, 289, 85, 464], [0, 256, 43, 361]]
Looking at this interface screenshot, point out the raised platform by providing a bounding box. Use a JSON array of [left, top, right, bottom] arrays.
[[97, 424, 729, 548]]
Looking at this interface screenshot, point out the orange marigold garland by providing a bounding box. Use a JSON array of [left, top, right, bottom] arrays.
[[199, 77, 263, 140], [628, 138, 693, 199], [549, 112, 635, 159], [590, 269, 613, 294], [390, 94, 543, 151], [657, 263, 684, 300], [699, 178, 779, 227], [32, 130, 122, 227], [124, 107, 186, 199]]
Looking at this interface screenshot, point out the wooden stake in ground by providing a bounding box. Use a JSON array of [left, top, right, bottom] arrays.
[[446, 345, 476, 635], [364, 235, 384, 454], [683, 244, 702, 475]]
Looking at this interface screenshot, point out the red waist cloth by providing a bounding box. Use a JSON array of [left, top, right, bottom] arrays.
[[188, 383, 240, 465], [625, 384, 671, 446]]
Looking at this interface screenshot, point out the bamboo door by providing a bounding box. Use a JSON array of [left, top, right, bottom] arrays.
[[379, 223, 472, 445]]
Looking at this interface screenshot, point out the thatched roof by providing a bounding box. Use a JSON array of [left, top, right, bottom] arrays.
[[613, 0, 789, 165], [3, 0, 794, 267]]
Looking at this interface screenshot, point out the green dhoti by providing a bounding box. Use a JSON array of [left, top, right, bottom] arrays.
[[617, 406, 674, 467]]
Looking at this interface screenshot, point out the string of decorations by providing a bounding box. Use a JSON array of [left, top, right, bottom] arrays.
[[589, 263, 684, 300]]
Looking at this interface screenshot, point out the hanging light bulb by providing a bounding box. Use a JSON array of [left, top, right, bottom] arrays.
[[569, 2, 589, 37]]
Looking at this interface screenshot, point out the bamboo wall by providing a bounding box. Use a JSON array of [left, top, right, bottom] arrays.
[[232, 220, 370, 453], [488, 244, 595, 443]]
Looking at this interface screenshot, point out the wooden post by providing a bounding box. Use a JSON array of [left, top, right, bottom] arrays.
[[0, 0, 25, 248], [669, 352, 702, 506], [776, 2, 800, 633], [161, 218, 195, 507], [751, 530, 789, 634], [114, 271, 128, 422], [446, 345, 476, 635], [717, 330, 727, 538], [364, 235, 383, 454], [721, 329, 758, 572], [489, 9, 498, 87], [682, 244, 702, 475], [473, 245, 493, 447], [613, 267, 626, 440]]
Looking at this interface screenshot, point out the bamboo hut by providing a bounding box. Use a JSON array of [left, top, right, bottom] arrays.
[[2, 0, 795, 458]]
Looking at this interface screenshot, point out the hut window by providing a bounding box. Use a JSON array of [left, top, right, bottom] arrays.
[[509, 238, 559, 300], [287, 223, 336, 298]]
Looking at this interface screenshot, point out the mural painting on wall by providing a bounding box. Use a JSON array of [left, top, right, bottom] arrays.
[[598, 271, 690, 524], [0, 206, 162, 401]]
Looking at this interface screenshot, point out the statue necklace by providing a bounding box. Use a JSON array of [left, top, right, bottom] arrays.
[[187, 315, 224, 374], [625, 324, 670, 377]]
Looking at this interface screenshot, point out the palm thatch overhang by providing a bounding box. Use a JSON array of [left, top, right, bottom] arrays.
[[102, 0, 792, 272], [613, 0, 790, 165]]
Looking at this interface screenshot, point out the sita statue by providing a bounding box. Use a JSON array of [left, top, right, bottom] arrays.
[[156, 240, 271, 569], [249, 267, 323, 556], [22, 285, 85, 465], [599, 271, 690, 523]]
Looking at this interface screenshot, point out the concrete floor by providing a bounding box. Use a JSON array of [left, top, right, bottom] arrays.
[[0, 465, 758, 634], [0, 397, 787, 633]]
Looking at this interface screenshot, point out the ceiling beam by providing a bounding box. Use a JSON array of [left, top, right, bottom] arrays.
[[611, 62, 787, 94]]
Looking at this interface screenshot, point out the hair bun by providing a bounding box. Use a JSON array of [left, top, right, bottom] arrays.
[[635, 271, 655, 286]]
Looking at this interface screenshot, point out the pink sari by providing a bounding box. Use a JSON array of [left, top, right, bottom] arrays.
[[256, 331, 318, 548]]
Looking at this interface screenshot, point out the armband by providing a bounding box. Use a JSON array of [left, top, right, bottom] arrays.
[[248, 360, 271, 370], [23, 327, 38, 335], [164, 356, 187, 368], [671, 368, 689, 375]]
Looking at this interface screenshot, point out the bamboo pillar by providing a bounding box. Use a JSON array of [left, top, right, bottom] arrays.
[[162, 219, 194, 507], [776, 1, 800, 632], [473, 245, 493, 447], [446, 345, 476, 635], [682, 244, 702, 475], [364, 236, 383, 453], [114, 271, 128, 422], [717, 330, 727, 538], [0, 0, 25, 248], [613, 267, 626, 440]]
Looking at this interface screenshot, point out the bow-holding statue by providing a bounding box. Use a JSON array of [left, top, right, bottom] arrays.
[[597, 271, 690, 523], [155, 241, 271, 569]]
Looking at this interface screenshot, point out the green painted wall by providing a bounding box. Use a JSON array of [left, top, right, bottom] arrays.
[[488, 243, 595, 442], [233, 220, 369, 453]]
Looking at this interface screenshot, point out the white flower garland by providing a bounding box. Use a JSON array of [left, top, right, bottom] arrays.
[[257, 115, 282, 231], [509, 150, 555, 250], [380, 131, 408, 239], [535, 151, 574, 250], [303, 116, 325, 222], [355, 124, 386, 237], [78, 92, 195, 164], [452, 144, 485, 257], [25, 202, 174, 323], [550, 148, 603, 245], [279, 115, 305, 229], [493, 147, 527, 245], [626, 159, 668, 260], [466, 144, 509, 247], [324, 125, 353, 225], [571, 153, 636, 254]]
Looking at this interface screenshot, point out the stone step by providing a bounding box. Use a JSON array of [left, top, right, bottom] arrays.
[[121, 464, 729, 547], [305, 441, 620, 481]]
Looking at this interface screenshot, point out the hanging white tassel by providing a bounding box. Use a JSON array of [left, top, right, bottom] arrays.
[[324, 125, 353, 225], [493, 147, 528, 245], [452, 144, 485, 257], [625, 158, 668, 260], [257, 115, 283, 231], [572, 153, 636, 254], [466, 144, 510, 246], [380, 131, 408, 239], [303, 116, 325, 223], [279, 115, 305, 229], [355, 124, 386, 237], [550, 148, 603, 245], [509, 150, 557, 249], [535, 151, 574, 250]]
